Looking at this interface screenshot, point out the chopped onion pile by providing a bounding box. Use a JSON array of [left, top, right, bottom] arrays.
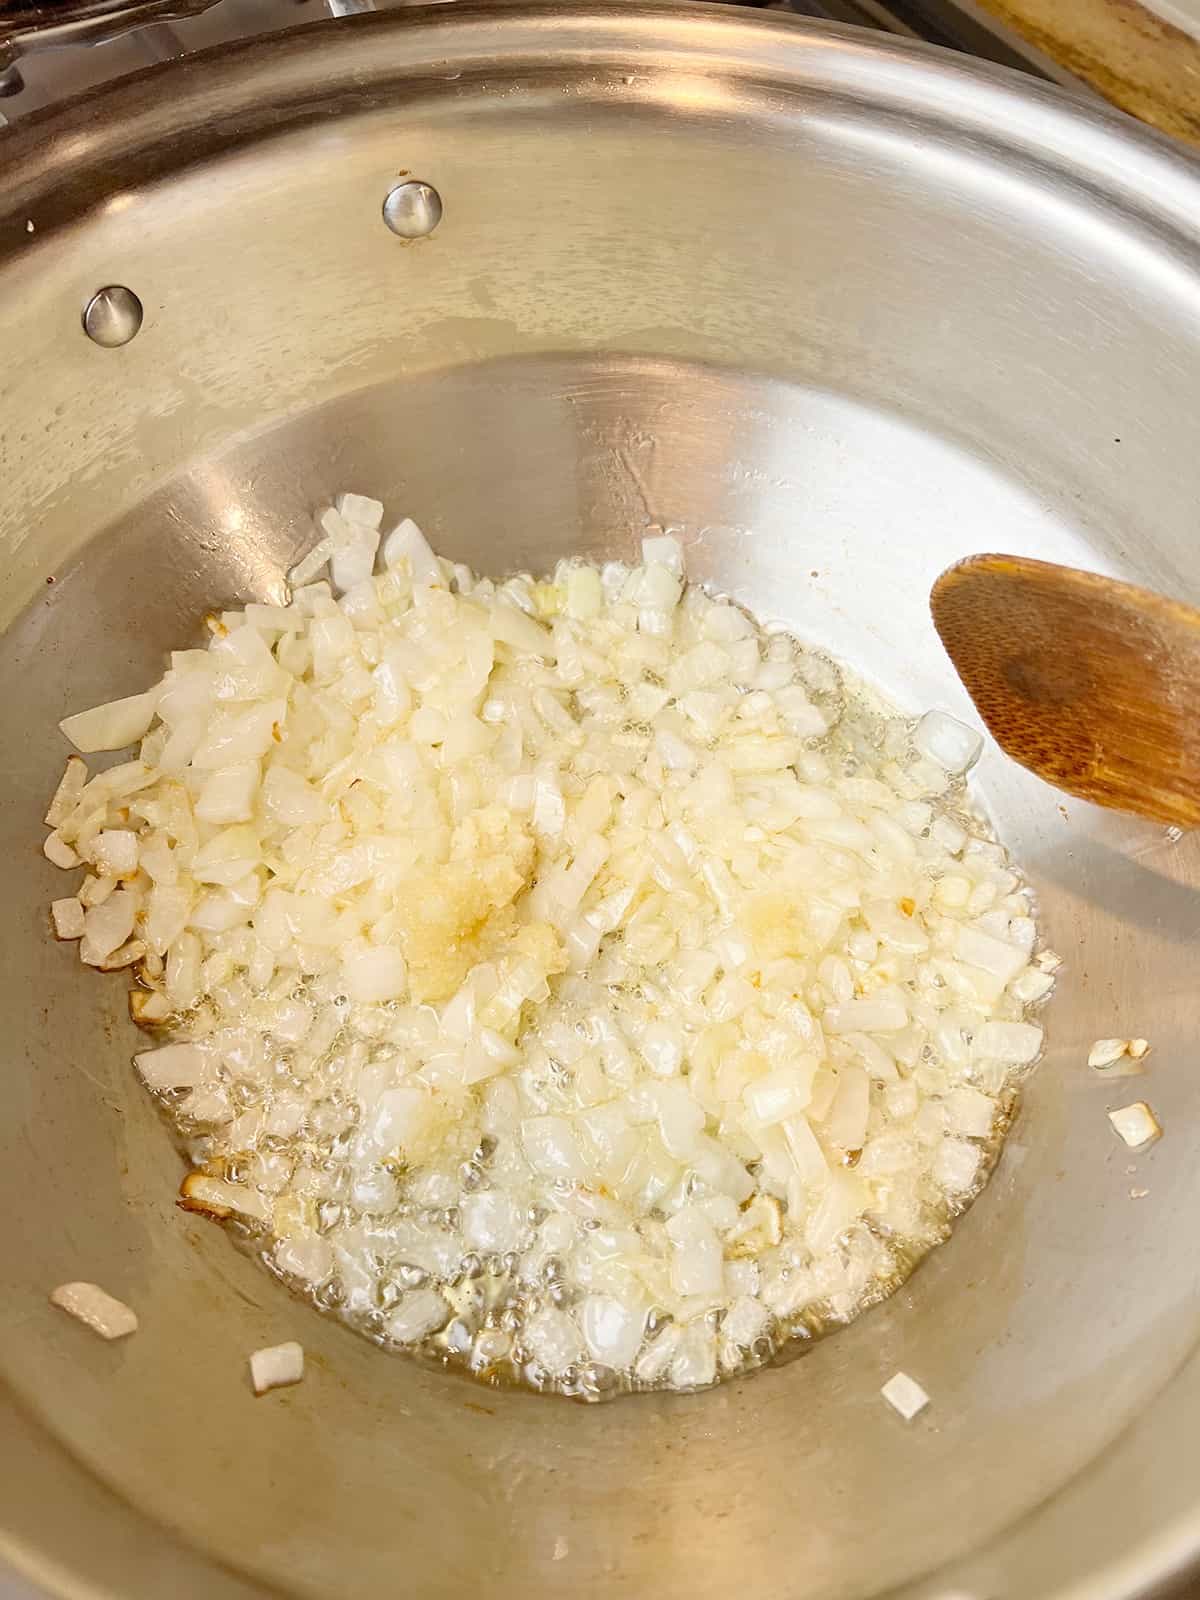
[[43, 495, 1055, 1396]]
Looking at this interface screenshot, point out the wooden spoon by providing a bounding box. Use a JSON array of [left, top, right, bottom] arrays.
[[930, 553, 1200, 828]]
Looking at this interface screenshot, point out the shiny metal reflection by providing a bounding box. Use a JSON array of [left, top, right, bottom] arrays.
[[81, 284, 143, 347], [382, 180, 443, 239]]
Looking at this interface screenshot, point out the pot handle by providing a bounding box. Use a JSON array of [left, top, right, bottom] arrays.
[[0, 0, 389, 115], [1, 0, 219, 72]]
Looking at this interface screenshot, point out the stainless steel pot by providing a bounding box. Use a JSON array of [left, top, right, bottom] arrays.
[[2, 6, 1199, 1598]]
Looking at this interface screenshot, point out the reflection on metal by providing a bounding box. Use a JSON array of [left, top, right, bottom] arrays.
[[382, 179, 443, 239], [81, 284, 143, 346]]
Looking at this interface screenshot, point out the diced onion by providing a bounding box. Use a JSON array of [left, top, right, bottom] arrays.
[[1088, 1037, 1147, 1074], [957, 926, 1028, 983], [666, 1207, 725, 1297], [51, 898, 85, 940], [824, 996, 908, 1034], [641, 533, 684, 574], [249, 1340, 304, 1395], [90, 829, 139, 877], [50, 1281, 138, 1340], [581, 1294, 646, 1369], [462, 1191, 524, 1253], [932, 1138, 982, 1193], [525, 1307, 584, 1376], [274, 1233, 333, 1284], [335, 492, 384, 530], [45, 755, 88, 826], [43, 831, 80, 869], [43, 491, 1051, 1396], [341, 946, 407, 1004], [387, 1289, 449, 1344], [81, 890, 139, 963], [880, 1370, 929, 1421], [179, 1171, 272, 1223], [60, 689, 160, 754], [382, 518, 442, 586], [1107, 1102, 1161, 1150], [914, 710, 982, 775], [971, 1020, 1043, 1065], [135, 1041, 209, 1090]]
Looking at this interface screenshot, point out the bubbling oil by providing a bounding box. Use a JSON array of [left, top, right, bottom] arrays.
[[164, 633, 1036, 1401]]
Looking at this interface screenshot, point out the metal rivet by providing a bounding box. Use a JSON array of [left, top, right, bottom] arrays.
[[82, 285, 143, 348], [382, 180, 443, 239]]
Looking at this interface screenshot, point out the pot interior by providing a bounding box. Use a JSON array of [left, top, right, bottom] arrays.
[[2, 10, 1200, 1600]]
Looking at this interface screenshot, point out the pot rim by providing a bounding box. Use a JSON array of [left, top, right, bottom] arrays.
[[2, 8, 1200, 1599], [2, 0, 1200, 246]]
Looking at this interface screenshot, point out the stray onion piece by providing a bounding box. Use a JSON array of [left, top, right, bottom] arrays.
[[1107, 1102, 1161, 1150], [1088, 1038, 1128, 1070], [1088, 1037, 1150, 1074], [50, 1281, 138, 1340], [43, 496, 1054, 1396], [249, 1340, 305, 1395], [881, 1370, 930, 1420]]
